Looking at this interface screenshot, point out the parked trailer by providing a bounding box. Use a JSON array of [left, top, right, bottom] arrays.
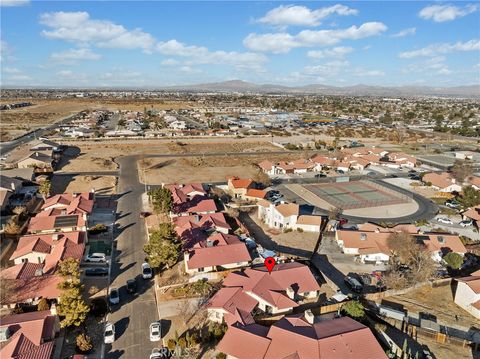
[[378, 305, 407, 322]]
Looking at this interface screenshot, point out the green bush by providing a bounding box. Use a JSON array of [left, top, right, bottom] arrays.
[[88, 223, 107, 234], [297, 228, 304, 233], [443, 252, 464, 269], [284, 228, 293, 233], [216, 354, 227, 359]]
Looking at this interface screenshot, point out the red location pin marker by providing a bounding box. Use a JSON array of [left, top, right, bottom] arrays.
[[264, 257, 276, 274]]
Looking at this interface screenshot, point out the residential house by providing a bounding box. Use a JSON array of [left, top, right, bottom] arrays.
[[0, 175, 23, 212], [28, 214, 87, 234], [41, 192, 94, 216], [258, 160, 277, 176], [169, 120, 187, 130], [463, 206, 480, 226], [217, 314, 387, 359], [311, 155, 333, 171], [167, 183, 216, 216], [1, 168, 35, 182], [244, 189, 267, 202], [467, 176, 480, 190], [184, 233, 251, 275], [388, 152, 417, 168], [0, 309, 60, 359], [227, 177, 254, 199], [295, 215, 323, 232], [422, 172, 462, 193], [16, 152, 54, 170], [336, 225, 467, 264], [455, 270, 480, 319], [257, 201, 299, 230], [207, 262, 320, 322], [10, 231, 85, 269]]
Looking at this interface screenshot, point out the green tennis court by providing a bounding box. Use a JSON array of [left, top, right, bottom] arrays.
[[304, 180, 409, 210]]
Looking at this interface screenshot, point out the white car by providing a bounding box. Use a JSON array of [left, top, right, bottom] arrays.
[[142, 262, 153, 279], [150, 348, 170, 359], [149, 321, 161, 342], [437, 217, 453, 225], [104, 322, 115, 344], [109, 288, 120, 305], [459, 219, 473, 227], [85, 253, 107, 263]]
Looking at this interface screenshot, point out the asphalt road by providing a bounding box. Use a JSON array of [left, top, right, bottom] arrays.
[[0, 113, 79, 154], [105, 156, 159, 359]]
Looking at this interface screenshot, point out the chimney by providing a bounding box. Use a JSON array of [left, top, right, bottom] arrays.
[[206, 239, 214, 247], [73, 193, 79, 198], [286, 286, 295, 299], [35, 152, 39, 157], [34, 268, 44, 277], [374, 228, 380, 233], [50, 303, 57, 316], [52, 233, 61, 241], [360, 233, 367, 241], [184, 251, 190, 261], [304, 309, 314, 324]]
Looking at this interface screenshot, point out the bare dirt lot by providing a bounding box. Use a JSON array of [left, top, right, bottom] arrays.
[[389, 283, 480, 329], [58, 147, 118, 172], [51, 175, 117, 195], [139, 153, 299, 184]]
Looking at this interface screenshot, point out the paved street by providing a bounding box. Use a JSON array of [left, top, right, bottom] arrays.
[[105, 156, 159, 359]]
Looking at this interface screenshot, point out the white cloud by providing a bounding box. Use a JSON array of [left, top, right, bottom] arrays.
[[244, 22, 387, 53], [354, 69, 385, 77], [160, 59, 179, 66], [0, 40, 14, 62], [399, 39, 480, 58], [40, 11, 156, 52], [303, 60, 349, 77], [257, 4, 358, 27], [2, 67, 21, 74], [179, 66, 201, 74], [50, 48, 101, 63], [307, 46, 353, 59], [0, 0, 29, 6], [391, 27, 416, 38], [419, 4, 477, 22], [156, 39, 267, 70], [401, 56, 452, 76]]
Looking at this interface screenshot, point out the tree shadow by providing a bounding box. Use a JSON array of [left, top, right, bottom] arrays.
[[106, 348, 125, 359]]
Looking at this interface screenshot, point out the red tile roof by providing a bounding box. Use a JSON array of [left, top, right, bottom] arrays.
[[42, 192, 93, 214], [1, 263, 44, 280], [218, 316, 387, 359], [0, 275, 62, 305], [217, 262, 320, 311], [229, 177, 254, 189], [28, 214, 86, 233], [246, 189, 267, 199], [186, 242, 251, 270]]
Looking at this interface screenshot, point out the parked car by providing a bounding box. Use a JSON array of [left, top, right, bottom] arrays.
[[315, 173, 326, 178], [85, 267, 109, 277], [109, 288, 120, 305], [459, 219, 473, 227], [344, 276, 363, 293], [445, 200, 461, 209], [437, 217, 453, 225], [85, 253, 107, 263], [142, 262, 153, 279], [104, 323, 115, 344], [126, 279, 137, 294], [409, 175, 421, 181], [149, 321, 161, 341]]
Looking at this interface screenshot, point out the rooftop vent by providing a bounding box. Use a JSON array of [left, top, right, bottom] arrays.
[[437, 236, 445, 244], [206, 240, 214, 247], [0, 327, 11, 342], [34, 268, 44, 277], [52, 233, 61, 241], [360, 233, 367, 241]]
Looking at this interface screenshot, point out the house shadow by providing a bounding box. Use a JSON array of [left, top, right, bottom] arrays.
[[54, 146, 81, 171], [51, 174, 74, 194]]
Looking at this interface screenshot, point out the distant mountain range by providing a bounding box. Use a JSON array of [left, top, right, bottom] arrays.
[[166, 80, 480, 98]]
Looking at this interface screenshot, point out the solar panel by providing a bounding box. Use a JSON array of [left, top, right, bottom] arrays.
[[54, 215, 78, 227]]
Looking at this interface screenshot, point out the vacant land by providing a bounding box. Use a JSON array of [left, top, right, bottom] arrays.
[[0, 100, 88, 141], [51, 175, 116, 195], [0, 98, 195, 141], [139, 153, 299, 184], [389, 283, 480, 328], [58, 147, 118, 172]]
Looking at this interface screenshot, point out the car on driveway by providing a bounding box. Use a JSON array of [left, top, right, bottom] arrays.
[[150, 348, 171, 359], [85, 253, 107, 263], [109, 288, 120, 305], [437, 217, 453, 225], [85, 267, 109, 277], [459, 219, 473, 227], [142, 262, 153, 279], [445, 200, 461, 209], [150, 321, 161, 341], [104, 322, 115, 344], [126, 279, 137, 294]]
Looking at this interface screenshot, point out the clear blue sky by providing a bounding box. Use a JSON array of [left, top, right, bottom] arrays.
[[1, 0, 479, 87]]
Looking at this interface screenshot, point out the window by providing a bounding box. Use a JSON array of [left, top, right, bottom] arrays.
[[21, 258, 27, 263], [38, 257, 42, 263], [198, 267, 204, 272]]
